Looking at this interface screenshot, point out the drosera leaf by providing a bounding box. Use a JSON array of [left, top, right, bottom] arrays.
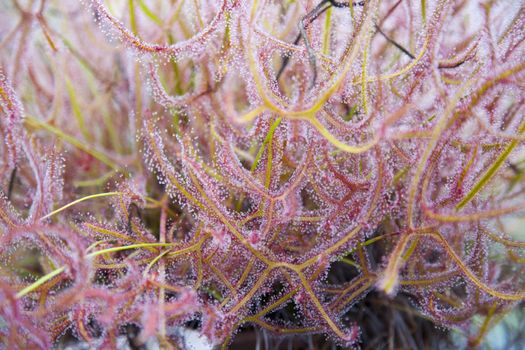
[[15, 266, 66, 299], [138, 0, 163, 26], [40, 191, 121, 221], [65, 76, 93, 142], [15, 242, 178, 299], [456, 119, 525, 210], [251, 117, 282, 173], [3, 1, 525, 348], [24, 116, 122, 171], [421, 0, 426, 24], [73, 170, 117, 188]]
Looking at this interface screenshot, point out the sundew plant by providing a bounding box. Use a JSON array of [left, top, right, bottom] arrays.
[[1, 0, 525, 349]]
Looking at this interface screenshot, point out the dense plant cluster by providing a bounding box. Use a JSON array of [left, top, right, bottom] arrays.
[[1, 0, 524, 348]]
